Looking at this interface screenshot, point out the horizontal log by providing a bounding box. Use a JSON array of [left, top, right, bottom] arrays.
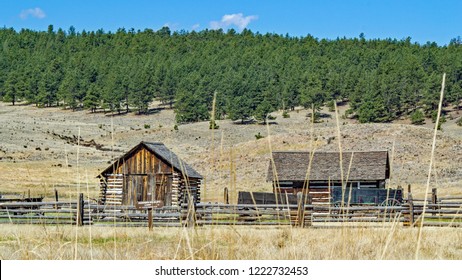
[[312, 205, 406, 211], [419, 216, 462, 220], [410, 203, 462, 208], [0, 220, 78, 225], [105, 190, 123, 194], [193, 203, 301, 209], [313, 218, 404, 223], [402, 209, 462, 214], [92, 222, 181, 227], [197, 215, 290, 221], [313, 212, 401, 218], [0, 215, 81, 220], [419, 222, 462, 227], [194, 220, 292, 226], [189, 209, 294, 216], [0, 201, 77, 208], [90, 212, 180, 219], [89, 204, 180, 211], [0, 209, 75, 214]]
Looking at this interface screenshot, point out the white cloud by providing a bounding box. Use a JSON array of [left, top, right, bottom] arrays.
[[191, 23, 200, 31], [163, 22, 180, 30], [19, 7, 46, 20], [210, 13, 258, 30]]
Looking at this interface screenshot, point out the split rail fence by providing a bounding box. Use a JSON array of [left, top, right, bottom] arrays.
[[1, 191, 461, 229]]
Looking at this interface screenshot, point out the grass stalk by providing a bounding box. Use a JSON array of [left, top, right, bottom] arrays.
[[415, 73, 446, 259]]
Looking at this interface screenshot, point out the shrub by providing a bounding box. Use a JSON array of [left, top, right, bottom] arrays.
[[255, 132, 264, 140], [282, 110, 290, 118], [431, 112, 446, 130], [327, 100, 336, 112], [410, 110, 425, 125], [209, 120, 219, 129], [144, 124, 150, 129]]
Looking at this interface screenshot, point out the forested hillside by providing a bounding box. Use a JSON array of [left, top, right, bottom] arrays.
[[1, 25, 461, 123]]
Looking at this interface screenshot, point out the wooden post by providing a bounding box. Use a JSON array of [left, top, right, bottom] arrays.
[[28, 189, 31, 199], [296, 192, 305, 227], [54, 189, 59, 210], [148, 208, 153, 231], [186, 195, 196, 228], [407, 184, 411, 196], [305, 195, 312, 227], [431, 188, 437, 216], [408, 193, 414, 227], [224, 187, 229, 204], [77, 193, 84, 226]]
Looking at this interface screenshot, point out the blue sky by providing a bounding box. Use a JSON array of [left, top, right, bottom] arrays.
[[1, 0, 461, 45]]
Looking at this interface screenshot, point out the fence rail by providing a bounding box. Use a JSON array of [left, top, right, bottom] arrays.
[[1, 190, 461, 229]]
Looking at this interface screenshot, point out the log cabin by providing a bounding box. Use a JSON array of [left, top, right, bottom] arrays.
[[98, 142, 202, 208], [267, 151, 390, 204]]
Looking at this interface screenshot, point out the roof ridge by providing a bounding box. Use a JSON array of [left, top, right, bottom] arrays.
[[141, 141, 164, 145]]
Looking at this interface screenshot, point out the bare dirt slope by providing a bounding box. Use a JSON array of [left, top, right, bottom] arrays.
[[0, 101, 461, 200]]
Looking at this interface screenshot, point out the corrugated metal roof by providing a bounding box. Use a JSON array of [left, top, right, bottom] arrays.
[[267, 151, 389, 182]]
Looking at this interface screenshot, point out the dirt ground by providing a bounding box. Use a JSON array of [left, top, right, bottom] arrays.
[[0, 101, 461, 201]]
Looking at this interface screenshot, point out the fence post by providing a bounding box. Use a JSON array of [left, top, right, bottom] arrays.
[[431, 188, 437, 216], [224, 187, 229, 205], [408, 193, 414, 227], [296, 192, 305, 227], [148, 208, 153, 231], [77, 193, 84, 226], [186, 195, 196, 228], [54, 189, 59, 210]]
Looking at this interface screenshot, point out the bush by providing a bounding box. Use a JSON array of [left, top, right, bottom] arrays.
[[327, 100, 336, 112], [282, 110, 290, 118], [431, 112, 446, 130], [438, 115, 446, 130], [255, 132, 264, 140], [173, 124, 178, 131], [144, 124, 150, 129], [209, 120, 219, 129], [410, 110, 425, 125]]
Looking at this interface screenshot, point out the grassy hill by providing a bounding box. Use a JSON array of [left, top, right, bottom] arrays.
[[0, 101, 461, 201]]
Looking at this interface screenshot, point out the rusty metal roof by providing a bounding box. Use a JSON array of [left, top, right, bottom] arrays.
[[267, 151, 389, 182]]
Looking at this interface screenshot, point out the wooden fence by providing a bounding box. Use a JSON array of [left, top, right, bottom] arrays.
[[1, 191, 461, 229]]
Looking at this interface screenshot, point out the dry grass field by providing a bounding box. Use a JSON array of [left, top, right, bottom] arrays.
[[0, 224, 461, 260], [1, 101, 462, 259]]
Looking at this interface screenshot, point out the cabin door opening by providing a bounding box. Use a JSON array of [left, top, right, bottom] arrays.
[[124, 175, 151, 205], [154, 174, 173, 206]]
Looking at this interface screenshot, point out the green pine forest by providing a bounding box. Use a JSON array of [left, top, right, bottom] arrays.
[[1, 25, 462, 124]]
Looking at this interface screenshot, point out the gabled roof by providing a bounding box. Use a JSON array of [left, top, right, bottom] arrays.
[[100, 141, 202, 179], [267, 150, 389, 182]]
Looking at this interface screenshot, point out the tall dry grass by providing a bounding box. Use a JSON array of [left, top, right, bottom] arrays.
[[0, 224, 461, 260]]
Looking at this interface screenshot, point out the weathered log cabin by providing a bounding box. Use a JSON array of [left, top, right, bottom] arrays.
[[98, 142, 202, 208], [267, 151, 390, 203]]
